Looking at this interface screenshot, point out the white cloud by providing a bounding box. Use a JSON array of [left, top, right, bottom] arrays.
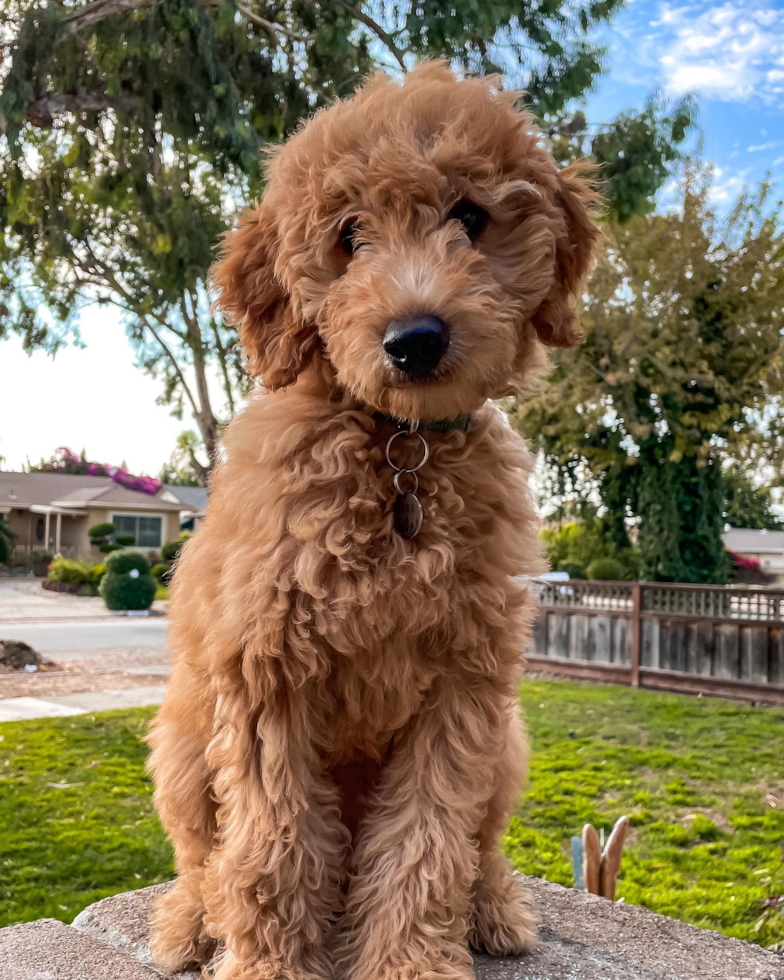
[[747, 140, 783, 152], [654, 1, 784, 106], [707, 165, 750, 205]]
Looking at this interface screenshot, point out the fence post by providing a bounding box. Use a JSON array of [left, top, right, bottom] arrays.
[[630, 582, 642, 688]]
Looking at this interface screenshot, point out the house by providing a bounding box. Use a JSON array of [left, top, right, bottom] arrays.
[[723, 527, 784, 584], [163, 485, 208, 532], [0, 471, 204, 560]]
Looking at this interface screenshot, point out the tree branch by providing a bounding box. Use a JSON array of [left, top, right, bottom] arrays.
[[61, 0, 221, 36], [22, 92, 142, 129], [234, 2, 309, 42], [334, 0, 408, 70]]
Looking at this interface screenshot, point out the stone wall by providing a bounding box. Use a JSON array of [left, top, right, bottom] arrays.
[[1, 876, 783, 979]]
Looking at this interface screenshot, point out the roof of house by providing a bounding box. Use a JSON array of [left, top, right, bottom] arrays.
[[0, 471, 195, 513], [723, 527, 784, 555], [163, 485, 209, 510]]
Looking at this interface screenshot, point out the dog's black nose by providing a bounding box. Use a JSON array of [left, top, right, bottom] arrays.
[[383, 316, 450, 378]]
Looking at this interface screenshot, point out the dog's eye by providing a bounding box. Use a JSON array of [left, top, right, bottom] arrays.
[[339, 219, 363, 255], [448, 200, 489, 241]]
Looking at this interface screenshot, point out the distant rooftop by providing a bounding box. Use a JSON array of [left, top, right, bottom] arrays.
[[724, 527, 784, 554], [0, 471, 201, 513]]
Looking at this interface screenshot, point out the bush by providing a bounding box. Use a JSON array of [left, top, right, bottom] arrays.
[[47, 557, 93, 585], [89, 522, 115, 550], [116, 535, 136, 546], [100, 549, 156, 611], [99, 542, 121, 554], [151, 561, 173, 585], [0, 517, 15, 565], [542, 518, 640, 581], [161, 540, 183, 562], [88, 522, 114, 539], [31, 550, 54, 577], [104, 549, 150, 575], [88, 563, 107, 587], [586, 557, 623, 581], [179, 531, 193, 542], [557, 561, 586, 580]]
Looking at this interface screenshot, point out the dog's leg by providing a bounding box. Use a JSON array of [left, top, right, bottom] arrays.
[[202, 691, 348, 980], [468, 710, 537, 956], [339, 676, 507, 980], [147, 678, 217, 972]]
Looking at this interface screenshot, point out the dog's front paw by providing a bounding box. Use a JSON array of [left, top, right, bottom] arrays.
[[348, 943, 474, 980], [468, 878, 538, 956], [210, 949, 334, 980], [149, 883, 214, 971]]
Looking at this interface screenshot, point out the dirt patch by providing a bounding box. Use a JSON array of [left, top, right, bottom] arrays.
[[0, 647, 170, 698]]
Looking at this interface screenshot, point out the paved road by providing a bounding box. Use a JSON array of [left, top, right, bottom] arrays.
[[0, 618, 169, 659]]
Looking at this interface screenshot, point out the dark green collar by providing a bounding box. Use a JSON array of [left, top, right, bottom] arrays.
[[373, 412, 471, 433]]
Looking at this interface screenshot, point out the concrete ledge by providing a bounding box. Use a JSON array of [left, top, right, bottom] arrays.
[[1, 876, 782, 979], [0, 917, 162, 980]]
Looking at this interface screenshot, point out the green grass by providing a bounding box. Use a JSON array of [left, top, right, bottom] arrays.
[[0, 708, 171, 927], [1, 681, 784, 948], [508, 680, 784, 947]]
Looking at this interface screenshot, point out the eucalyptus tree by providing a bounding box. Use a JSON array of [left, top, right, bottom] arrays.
[[1, 0, 692, 480]]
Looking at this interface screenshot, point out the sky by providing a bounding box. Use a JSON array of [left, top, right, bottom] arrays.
[[1, 0, 783, 475]]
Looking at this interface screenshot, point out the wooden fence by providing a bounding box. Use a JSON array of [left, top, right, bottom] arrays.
[[527, 580, 784, 705]]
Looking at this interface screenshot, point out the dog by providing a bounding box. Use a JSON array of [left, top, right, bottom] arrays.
[[148, 61, 599, 980]]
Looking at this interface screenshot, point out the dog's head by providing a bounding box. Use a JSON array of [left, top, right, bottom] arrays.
[[213, 62, 600, 420]]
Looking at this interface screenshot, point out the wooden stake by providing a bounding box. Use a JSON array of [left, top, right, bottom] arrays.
[[582, 823, 602, 896], [599, 816, 629, 900]]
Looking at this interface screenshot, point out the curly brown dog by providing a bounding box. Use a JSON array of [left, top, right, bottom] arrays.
[[148, 61, 599, 980]]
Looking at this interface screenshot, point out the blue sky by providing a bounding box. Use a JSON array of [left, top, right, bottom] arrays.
[[586, 0, 784, 204], [2, 0, 783, 474]]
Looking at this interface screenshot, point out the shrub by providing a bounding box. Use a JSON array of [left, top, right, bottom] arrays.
[[179, 531, 193, 542], [586, 557, 624, 581], [99, 542, 121, 554], [89, 522, 115, 551], [0, 517, 15, 565], [116, 535, 136, 546], [31, 550, 54, 577], [161, 539, 183, 562], [104, 549, 149, 575], [88, 522, 115, 539], [47, 557, 93, 585], [151, 561, 173, 585], [100, 549, 156, 611], [88, 563, 107, 586], [557, 561, 586, 580]]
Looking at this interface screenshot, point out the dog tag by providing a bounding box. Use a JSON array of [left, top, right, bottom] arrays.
[[394, 493, 423, 539]]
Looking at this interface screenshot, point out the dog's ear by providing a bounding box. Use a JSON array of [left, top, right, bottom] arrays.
[[212, 201, 315, 390], [531, 162, 601, 348]]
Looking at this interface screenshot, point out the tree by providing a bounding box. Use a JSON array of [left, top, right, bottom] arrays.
[[724, 466, 783, 531], [1, 0, 693, 481], [158, 430, 204, 486], [27, 447, 109, 475], [517, 164, 784, 583], [0, 516, 14, 565]]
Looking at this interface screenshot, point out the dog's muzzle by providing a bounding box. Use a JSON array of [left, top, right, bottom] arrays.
[[383, 315, 450, 379]]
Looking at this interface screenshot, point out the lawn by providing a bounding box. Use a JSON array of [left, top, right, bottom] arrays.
[[1, 680, 783, 949]]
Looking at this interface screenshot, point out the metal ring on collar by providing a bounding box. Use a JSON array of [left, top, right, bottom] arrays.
[[385, 429, 429, 473], [393, 470, 419, 495]]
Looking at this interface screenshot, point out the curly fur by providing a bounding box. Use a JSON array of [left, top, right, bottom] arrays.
[[148, 62, 599, 980]]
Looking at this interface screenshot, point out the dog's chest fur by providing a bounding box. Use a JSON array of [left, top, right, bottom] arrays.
[[172, 395, 543, 764]]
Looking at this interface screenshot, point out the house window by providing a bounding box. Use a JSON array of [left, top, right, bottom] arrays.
[[112, 514, 163, 548]]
